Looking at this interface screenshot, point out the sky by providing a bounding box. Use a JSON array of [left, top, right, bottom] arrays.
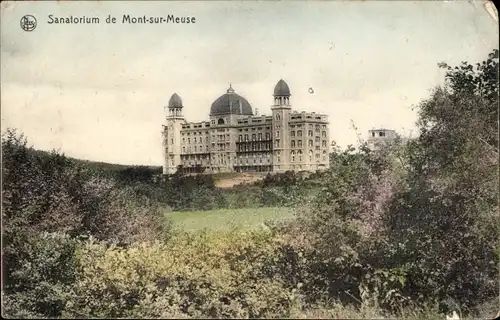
[[1, 1, 498, 165]]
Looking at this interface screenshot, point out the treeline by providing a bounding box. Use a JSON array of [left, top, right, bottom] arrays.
[[2, 49, 499, 318], [101, 166, 323, 212]]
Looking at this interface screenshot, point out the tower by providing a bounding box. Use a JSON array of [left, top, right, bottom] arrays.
[[163, 93, 185, 174], [271, 79, 292, 172]]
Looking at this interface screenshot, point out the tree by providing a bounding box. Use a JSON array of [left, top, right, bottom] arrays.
[[388, 49, 499, 313]]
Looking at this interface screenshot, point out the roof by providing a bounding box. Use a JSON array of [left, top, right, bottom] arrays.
[[210, 85, 253, 116], [273, 79, 291, 96], [168, 93, 183, 108]]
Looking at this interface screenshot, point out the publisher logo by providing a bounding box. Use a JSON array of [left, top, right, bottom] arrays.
[[20, 15, 37, 32]]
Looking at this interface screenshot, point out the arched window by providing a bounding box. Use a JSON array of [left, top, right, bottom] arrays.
[[276, 113, 281, 120], [323, 150, 327, 161], [308, 140, 313, 147], [218, 118, 225, 125]]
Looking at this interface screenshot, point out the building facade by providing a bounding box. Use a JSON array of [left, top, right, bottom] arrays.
[[367, 128, 398, 150], [162, 79, 330, 174]]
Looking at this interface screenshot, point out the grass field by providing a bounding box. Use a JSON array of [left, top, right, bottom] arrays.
[[167, 207, 296, 232]]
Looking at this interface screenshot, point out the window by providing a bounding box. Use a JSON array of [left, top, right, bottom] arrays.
[[218, 118, 225, 125], [276, 131, 280, 138], [308, 130, 313, 137], [322, 131, 327, 137], [291, 140, 296, 147], [276, 114, 281, 120], [309, 150, 313, 162], [171, 139, 173, 144], [252, 134, 256, 141], [298, 150, 302, 161], [182, 146, 186, 153], [298, 140, 302, 147], [322, 140, 327, 147], [379, 131, 385, 137], [188, 138, 191, 144], [275, 140, 280, 148], [308, 140, 313, 147], [372, 132, 376, 137], [315, 136, 320, 142], [297, 130, 302, 137], [194, 137, 197, 143], [239, 135, 243, 142], [323, 150, 327, 161], [258, 133, 262, 140], [194, 146, 197, 152], [291, 151, 295, 162], [266, 133, 270, 139], [291, 131, 295, 137], [245, 134, 249, 141]]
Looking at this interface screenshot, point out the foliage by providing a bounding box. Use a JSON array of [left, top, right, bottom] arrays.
[[292, 49, 499, 315], [1, 129, 171, 317], [61, 230, 300, 319]]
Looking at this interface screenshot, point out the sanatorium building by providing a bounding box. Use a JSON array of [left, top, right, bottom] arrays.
[[162, 79, 330, 174]]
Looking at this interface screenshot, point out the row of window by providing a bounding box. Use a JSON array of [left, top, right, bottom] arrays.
[[177, 139, 328, 152], [238, 143, 272, 152], [176, 128, 327, 139], [239, 133, 271, 141], [238, 126, 271, 132], [181, 131, 210, 136]]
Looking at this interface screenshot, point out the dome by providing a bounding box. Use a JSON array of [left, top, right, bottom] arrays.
[[273, 79, 291, 96], [210, 85, 253, 116], [168, 93, 183, 108]]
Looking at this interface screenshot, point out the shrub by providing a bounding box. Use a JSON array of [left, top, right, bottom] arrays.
[[62, 230, 300, 318]]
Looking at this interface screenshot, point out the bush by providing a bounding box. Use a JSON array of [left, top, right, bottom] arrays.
[[2, 232, 79, 319], [62, 230, 300, 318]]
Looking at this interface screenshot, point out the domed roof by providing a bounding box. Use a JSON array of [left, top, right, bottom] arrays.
[[168, 93, 183, 108], [210, 85, 253, 116], [273, 79, 291, 97]]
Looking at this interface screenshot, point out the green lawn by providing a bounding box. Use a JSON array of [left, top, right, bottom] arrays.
[[166, 207, 295, 232]]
